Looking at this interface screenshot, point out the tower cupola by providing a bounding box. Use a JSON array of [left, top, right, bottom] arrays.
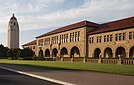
[[10, 13, 17, 20]]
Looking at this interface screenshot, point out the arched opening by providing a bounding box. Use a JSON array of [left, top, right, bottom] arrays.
[[104, 48, 112, 58], [94, 48, 101, 58], [60, 47, 68, 57], [52, 48, 58, 57], [129, 46, 134, 58], [70, 46, 80, 58], [38, 49, 43, 57], [45, 49, 50, 57], [116, 47, 126, 58]]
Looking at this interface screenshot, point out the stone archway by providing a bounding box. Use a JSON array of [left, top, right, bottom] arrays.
[[129, 46, 134, 58], [104, 47, 112, 58], [45, 49, 50, 57], [116, 47, 126, 58], [70, 46, 80, 58], [52, 48, 58, 57], [60, 47, 68, 57], [38, 49, 43, 57], [94, 48, 101, 58]]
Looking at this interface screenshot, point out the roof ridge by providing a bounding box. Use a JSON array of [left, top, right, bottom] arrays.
[[101, 16, 134, 25], [89, 16, 134, 35], [36, 20, 98, 38]]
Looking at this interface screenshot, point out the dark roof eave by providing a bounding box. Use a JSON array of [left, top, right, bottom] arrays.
[[22, 44, 36, 46]]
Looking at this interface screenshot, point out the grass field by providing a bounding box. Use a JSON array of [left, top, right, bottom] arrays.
[[0, 59, 134, 76]]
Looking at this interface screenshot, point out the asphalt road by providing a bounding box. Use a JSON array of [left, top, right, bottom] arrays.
[[0, 68, 61, 85]]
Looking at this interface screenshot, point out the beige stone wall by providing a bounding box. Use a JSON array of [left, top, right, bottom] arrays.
[[36, 27, 91, 58], [88, 27, 134, 58]]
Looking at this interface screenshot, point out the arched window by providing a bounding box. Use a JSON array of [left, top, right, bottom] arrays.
[[94, 48, 101, 58], [116, 47, 126, 58], [60, 47, 68, 57], [70, 46, 80, 58], [104, 47, 112, 58]]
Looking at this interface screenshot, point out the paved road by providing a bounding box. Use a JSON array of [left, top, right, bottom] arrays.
[[0, 64, 134, 85], [0, 68, 61, 85]]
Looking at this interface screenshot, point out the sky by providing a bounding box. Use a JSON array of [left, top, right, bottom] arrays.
[[0, 0, 134, 48]]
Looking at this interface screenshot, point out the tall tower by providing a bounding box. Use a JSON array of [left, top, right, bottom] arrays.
[[8, 13, 19, 49]]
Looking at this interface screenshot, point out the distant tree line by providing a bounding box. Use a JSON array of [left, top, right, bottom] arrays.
[[0, 44, 35, 60]]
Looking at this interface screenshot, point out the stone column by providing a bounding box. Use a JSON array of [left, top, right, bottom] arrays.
[[68, 33, 70, 42], [101, 53, 104, 58], [71, 58, 74, 62], [61, 57, 64, 62], [112, 52, 116, 58], [83, 57, 87, 63], [92, 53, 94, 58], [126, 51, 129, 58], [117, 55, 122, 64], [98, 54, 102, 64]]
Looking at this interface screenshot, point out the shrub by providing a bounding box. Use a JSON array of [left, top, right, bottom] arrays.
[[19, 48, 35, 58], [7, 48, 21, 58]]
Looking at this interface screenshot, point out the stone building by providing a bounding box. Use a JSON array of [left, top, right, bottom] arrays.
[[22, 40, 36, 53], [23, 21, 98, 58], [8, 14, 19, 49], [88, 16, 134, 59], [23, 16, 134, 59]]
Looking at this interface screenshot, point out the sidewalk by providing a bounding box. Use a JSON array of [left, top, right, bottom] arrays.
[[0, 64, 134, 85]]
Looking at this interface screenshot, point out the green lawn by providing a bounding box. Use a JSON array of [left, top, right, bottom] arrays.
[[0, 59, 134, 76]]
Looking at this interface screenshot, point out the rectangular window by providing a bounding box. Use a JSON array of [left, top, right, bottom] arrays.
[[78, 31, 80, 41], [66, 34, 68, 42], [70, 33, 72, 42], [89, 38, 91, 44], [33, 46, 35, 49], [97, 37, 99, 43], [99, 36, 101, 42], [110, 35, 112, 41], [133, 32, 134, 39], [123, 33, 126, 40], [75, 32, 77, 41], [72, 32, 74, 42], [92, 37, 94, 43], [61, 35, 63, 43], [65, 34, 67, 43], [63, 34, 65, 43], [38, 39, 43, 46], [107, 35, 109, 42], [115, 34, 118, 41], [129, 32, 132, 40], [104, 36, 106, 42], [119, 33, 122, 40], [60, 35, 61, 43]]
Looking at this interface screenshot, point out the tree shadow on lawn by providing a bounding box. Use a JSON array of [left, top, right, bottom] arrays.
[[0, 63, 80, 71], [1, 63, 134, 76]]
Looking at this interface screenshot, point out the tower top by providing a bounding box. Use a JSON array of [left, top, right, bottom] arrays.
[[10, 13, 17, 20], [13, 13, 15, 17]]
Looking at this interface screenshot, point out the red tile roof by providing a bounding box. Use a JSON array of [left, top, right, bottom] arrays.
[[89, 16, 134, 35], [36, 20, 99, 38], [22, 40, 36, 46]]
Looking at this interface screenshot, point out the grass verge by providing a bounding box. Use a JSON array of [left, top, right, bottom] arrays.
[[0, 59, 134, 76]]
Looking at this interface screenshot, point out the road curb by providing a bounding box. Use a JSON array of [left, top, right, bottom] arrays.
[[0, 67, 75, 85]]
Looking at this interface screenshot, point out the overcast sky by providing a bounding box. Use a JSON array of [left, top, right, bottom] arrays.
[[0, 0, 134, 47]]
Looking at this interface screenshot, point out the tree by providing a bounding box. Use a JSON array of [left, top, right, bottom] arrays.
[[0, 44, 9, 57], [7, 48, 21, 59], [19, 48, 35, 58]]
